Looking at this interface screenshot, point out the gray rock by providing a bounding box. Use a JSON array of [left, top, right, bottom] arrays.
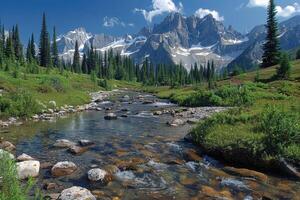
[[87, 168, 107, 182], [79, 140, 95, 147], [17, 153, 34, 162], [51, 161, 77, 177], [53, 139, 76, 148], [58, 186, 96, 200]]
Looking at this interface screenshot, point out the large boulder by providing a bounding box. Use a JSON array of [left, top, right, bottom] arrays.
[[87, 168, 107, 182], [17, 153, 34, 162], [51, 161, 77, 177], [16, 160, 40, 180], [104, 113, 117, 120], [58, 186, 96, 200], [53, 139, 76, 148]]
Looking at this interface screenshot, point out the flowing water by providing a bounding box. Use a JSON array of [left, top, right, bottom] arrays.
[[2, 91, 300, 199]]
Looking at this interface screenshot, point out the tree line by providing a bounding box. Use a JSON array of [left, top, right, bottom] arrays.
[[0, 13, 218, 87]]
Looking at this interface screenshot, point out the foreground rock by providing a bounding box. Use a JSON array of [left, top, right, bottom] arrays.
[[0, 141, 16, 152], [104, 113, 118, 120], [87, 168, 107, 182], [51, 161, 77, 177], [53, 139, 76, 148], [16, 160, 40, 179], [17, 153, 34, 162], [58, 186, 96, 200]]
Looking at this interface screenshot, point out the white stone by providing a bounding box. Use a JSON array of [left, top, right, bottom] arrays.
[[87, 168, 107, 182], [58, 186, 96, 200], [16, 160, 40, 180], [53, 139, 76, 148]]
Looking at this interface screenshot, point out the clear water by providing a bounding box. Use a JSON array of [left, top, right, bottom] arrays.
[[2, 91, 300, 199]]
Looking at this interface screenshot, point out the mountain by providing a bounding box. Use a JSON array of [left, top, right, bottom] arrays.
[[56, 13, 300, 71], [228, 15, 300, 71]]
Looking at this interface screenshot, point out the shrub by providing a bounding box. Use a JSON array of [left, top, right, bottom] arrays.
[[6, 90, 41, 118], [276, 53, 291, 80], [257, 105, 300, 155], [215, 85, 254, 106], [40, 77, 66, 92], [0, 153, 34, 200], [180, 90, 223, 107]]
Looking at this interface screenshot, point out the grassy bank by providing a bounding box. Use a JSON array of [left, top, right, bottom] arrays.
[[0, 66, 141, 119], [146, 60, 300, 171]]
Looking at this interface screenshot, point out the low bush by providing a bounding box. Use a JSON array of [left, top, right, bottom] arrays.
[[257, 105, 300, 155], [0, 90, 41, 118]]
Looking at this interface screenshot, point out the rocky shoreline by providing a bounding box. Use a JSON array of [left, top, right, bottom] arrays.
[[0, 90, 117, 128]]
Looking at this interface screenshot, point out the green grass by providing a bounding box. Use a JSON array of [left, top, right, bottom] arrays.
[[188, 60, 300, 169], [0, 66, 143, 119]]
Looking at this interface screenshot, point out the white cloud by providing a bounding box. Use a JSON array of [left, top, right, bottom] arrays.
[[134, 0, 183, 23], [103, 17, 134, 28], [194, 8, 224, 21], [247, 0, 269, 8], [276, 3, 300, 18], [247, 0, 300, 18]]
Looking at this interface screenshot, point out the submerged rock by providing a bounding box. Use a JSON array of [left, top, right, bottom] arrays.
[[68, 145, 88, 155], [167, 118, 185, 127], [53, 139, 76, 148], [104, 113, 118, 120], [184, 149, 202, 162], [79, 140, 95, 147], [17, 153, 34, 162], [224, 167, 268, 183], [51, 161, 77, 177], [87, 168, 107, 182], [58, 186, 96, 200], [16, 160, 40, 180]]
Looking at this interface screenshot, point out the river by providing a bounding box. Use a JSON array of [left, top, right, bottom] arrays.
[[2, 90, 299, 199]]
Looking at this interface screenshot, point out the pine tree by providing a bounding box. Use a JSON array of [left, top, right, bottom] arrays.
[[12, 24, 22, 61], [30, 33, 36, 61], [26, 38, 32, 62], [39, 13, 51, 67], [5, 32, 14, 60], [276, 53, 291, 80], [297, 49, 300, 60], [52, 27, 59, 67], [261, 0, 281, 68], [72, 40, 81, 73], [81, 53, 88, 74]]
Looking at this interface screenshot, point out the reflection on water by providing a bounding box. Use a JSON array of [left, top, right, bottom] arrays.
[[2, 91, 300, 199]]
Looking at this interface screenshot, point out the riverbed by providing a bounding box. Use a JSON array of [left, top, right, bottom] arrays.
[[1, 90, 300, 199]]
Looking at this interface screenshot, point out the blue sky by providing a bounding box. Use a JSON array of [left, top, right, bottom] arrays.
[[0, 0, 299, 42]]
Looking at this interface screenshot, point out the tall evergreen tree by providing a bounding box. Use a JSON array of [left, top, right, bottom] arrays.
[[26, 38, 32, 62], [12, 24, 22, 61], [72, 40, 81, 73], [276, 53, 291, 79], [5, 32, 14, 60], [261, 0, 281, 68], [52, 27, 59, 67], [30, 33, 36, 61], [81, 53, 88, 74], [39, 13, 51, 67]]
